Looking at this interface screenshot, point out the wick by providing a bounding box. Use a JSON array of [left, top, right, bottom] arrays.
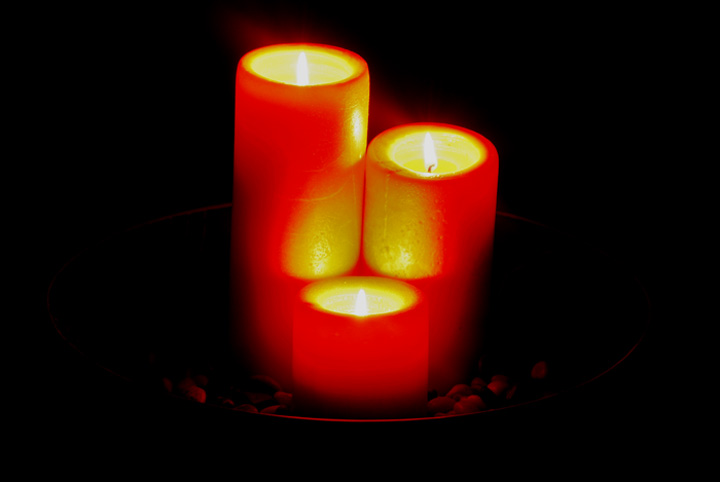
[[423, 133, 438, 173]]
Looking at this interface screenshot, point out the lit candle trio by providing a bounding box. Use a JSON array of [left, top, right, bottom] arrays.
[[231, 43, 498, 419]]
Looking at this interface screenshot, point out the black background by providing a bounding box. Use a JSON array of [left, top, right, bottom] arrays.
[[20, 0, 692, 464]]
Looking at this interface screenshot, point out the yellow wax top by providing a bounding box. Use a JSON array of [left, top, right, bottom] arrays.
[[302, 277, 419, 317], [378, 125, 488, 179], [244, 44, 363, 86]]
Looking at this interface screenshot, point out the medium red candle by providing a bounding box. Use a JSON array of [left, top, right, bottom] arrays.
[[362, 123, 499, 394], [293, 276, 428, 419], [231, 44, 370, 389]]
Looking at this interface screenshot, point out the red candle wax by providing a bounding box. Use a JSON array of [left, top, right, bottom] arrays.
[[362, 123, 499, 394], [293, 276, 428, 419], [231, 44, 369, 389]]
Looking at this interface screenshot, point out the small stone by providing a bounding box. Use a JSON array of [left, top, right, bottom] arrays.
[[234, 403, 258, 413], [453, 395, 487, 414], [475, 386, 502, 408], [226, 390, 251, 407], [161, 377, 173, 393], [487, 379, 509, 397], [470, 377, 487, 393], [427, 396, 455, 415], [176, 377, 196, 393], [248, 375, 283, 394], [183, 385, 207, 403], [491, 374, 509, 383], [254, 397, 281, 412], [505, 384, 518, 400], [274, 391, 293, 407], [531, 361, 548, 380], [446, 384, 473, 401], [245, 391, 274, 405], [193, 374, 209, 387], [260, 405, 283, 414]]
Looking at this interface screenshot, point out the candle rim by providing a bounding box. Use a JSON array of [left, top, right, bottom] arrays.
[[241, 43, 368, 87], [300, 276, 422, 318], [368, 122, 497, 180]]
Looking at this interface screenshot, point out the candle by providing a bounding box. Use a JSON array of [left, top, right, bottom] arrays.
[[362, 123, 499, 394], [231, 44, 370, 389], [293, 276, 428, 419]]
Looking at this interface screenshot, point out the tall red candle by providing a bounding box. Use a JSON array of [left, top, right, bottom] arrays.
[[231, 44, 370, 389], [293, 276, 428, 419], [362, 123, 499, 394]]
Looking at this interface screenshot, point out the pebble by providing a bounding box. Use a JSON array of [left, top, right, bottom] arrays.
[[470, 377, 487, 393], [176, 377, 196, 392], [183, 385, 207, 403], [248, 375, 283, 394], [226, 387, 252, 405], [505, 384, 518, 400], [427, 396, 456, 415], [453, 395, 487, 414], [174, 376, 207, 403], [531, 361, 548, 380], [274, 391, 293, 407], [234, 403, 258, 413], [193, 374, 209, 387], [245, 391, 274, 405], [260, 405, 290, 415], [161, 377, 173, 393], [491, 374, 509, 384], [154, 355, 552, 418], [260, 405, 281, 414], [446, 384, 473, 401], [486, 379, 509, 397]]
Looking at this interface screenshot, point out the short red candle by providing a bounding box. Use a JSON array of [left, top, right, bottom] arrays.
[[362, 123, 499, 394], [230, 44, 369, 389], [293, 276, 428, 419]]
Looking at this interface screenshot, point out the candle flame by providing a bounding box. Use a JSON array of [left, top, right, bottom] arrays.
[[424, 132, 438, 173], [354, 289, 368, 317], [296, 51, 309, 86]]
